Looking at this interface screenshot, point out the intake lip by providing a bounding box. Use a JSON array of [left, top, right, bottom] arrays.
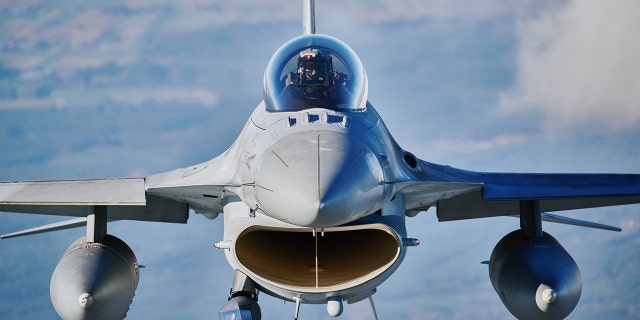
[[234, 223, 401, 293]]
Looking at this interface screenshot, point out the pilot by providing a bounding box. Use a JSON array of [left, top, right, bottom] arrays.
[[303, 61, 321, 82], [298, 49, 328, 85], [279, 48, 351, 109]]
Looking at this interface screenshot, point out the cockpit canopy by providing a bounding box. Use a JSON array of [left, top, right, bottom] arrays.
[[264, 34, 368, 112]]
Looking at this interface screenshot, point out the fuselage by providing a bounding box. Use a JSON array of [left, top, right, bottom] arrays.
[[206, 33, 431, 304], [232, 33, 421, 229], [141, 32, 429, 309], [239, 102, 399, 227], [218, 100, 417, 303]]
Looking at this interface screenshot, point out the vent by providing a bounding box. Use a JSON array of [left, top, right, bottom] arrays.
[[403, 153, 418, 169]]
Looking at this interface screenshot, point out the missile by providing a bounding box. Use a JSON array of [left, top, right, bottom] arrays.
[[50, 235, 139, 320]]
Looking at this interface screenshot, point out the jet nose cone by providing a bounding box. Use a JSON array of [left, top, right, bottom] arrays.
[[254, 131, 385, 227]]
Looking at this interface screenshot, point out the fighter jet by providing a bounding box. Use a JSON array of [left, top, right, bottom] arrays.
[[1, 1, 639, 319]]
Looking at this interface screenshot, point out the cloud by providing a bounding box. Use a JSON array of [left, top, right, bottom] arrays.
[[499, 0, 640, 134], [2, 2, 640, 319], [419, 134, 530, 157], [315, 0, 519, 24], [0, 87, 218, 110]]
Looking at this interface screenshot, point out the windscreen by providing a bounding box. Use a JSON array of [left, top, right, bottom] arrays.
[[264, 34, 367, 112]]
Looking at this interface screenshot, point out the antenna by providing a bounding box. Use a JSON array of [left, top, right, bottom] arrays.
[[302, 0, 316, 34]]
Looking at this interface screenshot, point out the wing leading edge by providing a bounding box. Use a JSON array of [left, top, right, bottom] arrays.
[[0, 147, 243, 225], [398, 159, 640, 222]]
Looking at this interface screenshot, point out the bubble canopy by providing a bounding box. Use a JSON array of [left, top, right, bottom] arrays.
[[263, 34, 368, 112]]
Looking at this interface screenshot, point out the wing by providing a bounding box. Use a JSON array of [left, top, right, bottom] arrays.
[[143, 154, 240, 217], [0, 177, 192, 223], [397, 158, 640, 221], [0, 153, 240, 224]]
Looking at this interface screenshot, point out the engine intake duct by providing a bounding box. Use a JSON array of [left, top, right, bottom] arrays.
[[235, 224, 400, 290]]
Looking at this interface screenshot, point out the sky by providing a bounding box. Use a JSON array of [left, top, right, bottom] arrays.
[[1, 0, 639, 319]]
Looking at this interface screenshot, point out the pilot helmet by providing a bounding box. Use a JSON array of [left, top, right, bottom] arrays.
[[297, 48, 331, 85]]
